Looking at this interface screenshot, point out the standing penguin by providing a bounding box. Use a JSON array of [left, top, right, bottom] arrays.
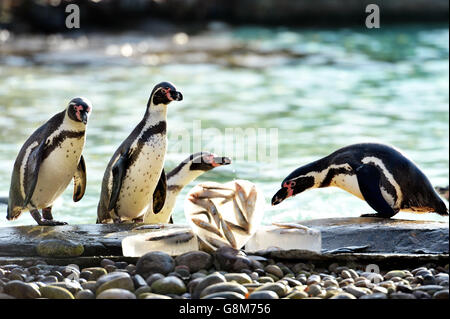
[[6, 97, 92, 225], [97, 82, 182, 224], [145, 152, 232, 224], [272, 143, 449, 218]]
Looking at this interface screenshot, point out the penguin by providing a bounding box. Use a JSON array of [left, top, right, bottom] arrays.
[[97, 82, 183, 224], [272, 143, 449, 218], [144, 151, 232, 224], [5, 97, 92, 225]]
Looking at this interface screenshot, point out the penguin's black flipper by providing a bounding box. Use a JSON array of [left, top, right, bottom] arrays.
[[356, 164, 397, 218], [169, 216, 174, 224], [73, 155, 86, 202], [152, 169, 167, 214], [108, 150, 130, 211], [23, 140, 47, 207]]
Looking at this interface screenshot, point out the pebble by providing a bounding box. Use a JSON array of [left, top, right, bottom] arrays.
[[372, 286, 388, 294], [307, 284, 323, 297], [253, 283, 288, 298], [360, 293, 388, 299], [133, 274, 147, 289], [146, 273, 165, 286], [339, 278, 355, 287], [202, 291, 245, 299], [36, 239, 84, 258], [307, 274, 321, 285], [3, 281, 41, 299], [249, 290, 279, 299], [100, 259, 115, 268], [200, 282, 247, 298], [96, 272, 135, 295], [174, 265, 191, 279], [214, 247, 252, 272], [414, 285, 445, 294], [390, 292, 416, 299], [40, 286, 75, 299], [175, 251, 213, 273], [224, 273, 252, 284], [258, 276, 275, 283], [413, 290, 431, 299], [286, 290, 309, 299], [136, 251, 175, 277], [141, 292, 172, 299], [82, 267, 107, 281], [330, 293, 357, 299], [192, 272, 226, 298], [433, 289, 449, 299], [341, 270, 352, 279], [134, 286, 152, 297], [343, 285, 371, 298], [75, 289, 95, 299], [151, 276, 187, 295], [97, 288, 137, 299], [50, 281, 82, 294], [264, 265, 284, 279], [385, 270, 407, 280]]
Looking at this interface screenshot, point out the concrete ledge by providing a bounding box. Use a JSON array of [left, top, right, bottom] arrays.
[[301, 217, 449, 254]]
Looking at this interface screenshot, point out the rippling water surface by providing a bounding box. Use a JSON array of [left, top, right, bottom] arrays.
[[0, 24, 448, 227]]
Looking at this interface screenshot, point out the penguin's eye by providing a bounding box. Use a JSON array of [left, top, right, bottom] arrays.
[[161, 89, 167, 94]]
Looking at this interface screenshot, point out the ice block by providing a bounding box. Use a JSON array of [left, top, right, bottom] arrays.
[[122, 228, 199, 257], [245, 224, 321, 253], [184, 179, 265, 251]]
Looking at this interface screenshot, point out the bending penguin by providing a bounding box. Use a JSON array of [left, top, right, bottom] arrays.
[[145, 151, 231, 224], [272, 143, 449, 218], [97, 82, 183, 224], [5, 97, 92, 225]]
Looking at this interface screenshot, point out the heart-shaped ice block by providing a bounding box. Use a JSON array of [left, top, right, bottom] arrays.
[[184, 179, 265, 251]]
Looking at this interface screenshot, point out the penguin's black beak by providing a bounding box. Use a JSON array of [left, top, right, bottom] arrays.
[[272, 187, 288, 206], [213, 156, 232, 167], [170, 90, 183, 101], [81, 111, 89, 124]]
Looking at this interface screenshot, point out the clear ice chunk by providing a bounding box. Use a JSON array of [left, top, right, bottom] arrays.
[[245, 225, 322, 253], [122, 228, 199, 257]]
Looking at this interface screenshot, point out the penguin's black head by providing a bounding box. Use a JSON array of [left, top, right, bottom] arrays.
[[189, 152, 232, 172], [150, 82, 183, 106], [271, 168, 316, 206], [67, 97, 92, 124]]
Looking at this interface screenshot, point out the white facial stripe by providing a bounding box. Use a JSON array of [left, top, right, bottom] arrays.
[[20, 141, 39, 198], [289, 163, 353, 187], [361, 156, 402, 206]]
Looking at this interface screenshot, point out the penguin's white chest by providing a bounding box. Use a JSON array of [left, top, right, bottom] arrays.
[[331, 174, 364, 200], [31, 136, 85, 209], [331, 173, 396, 207], [115, 138, 166, 219], [145, 190, 177, 223]]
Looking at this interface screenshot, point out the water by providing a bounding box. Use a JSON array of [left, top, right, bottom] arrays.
[[0, 24, 448, 227]]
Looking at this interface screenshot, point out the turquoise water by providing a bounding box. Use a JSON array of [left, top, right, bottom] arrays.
[[0, 24, 448, 227]]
